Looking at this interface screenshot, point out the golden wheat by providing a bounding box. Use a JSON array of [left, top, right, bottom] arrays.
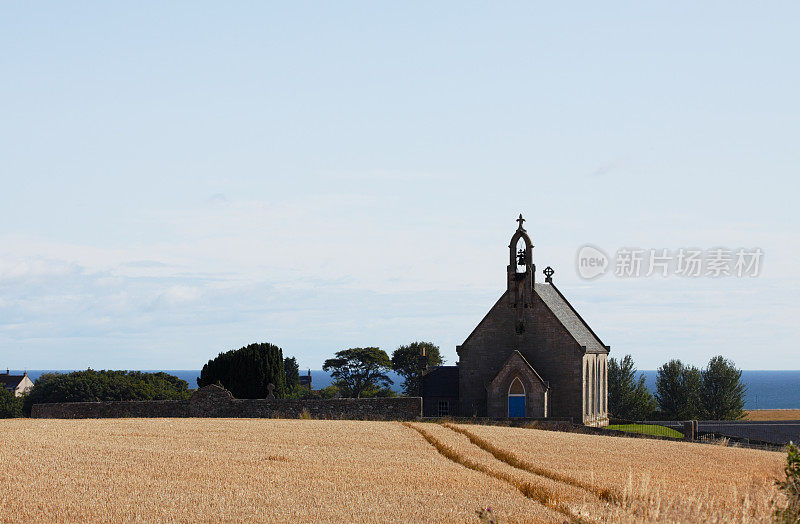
[[443, 423, 622, 504], [0, 419, 554, 523], [745, 409, 800, 421], [406, 422, 628, 523], [453, 423, 785, 522], [0, 419, 788, 523]]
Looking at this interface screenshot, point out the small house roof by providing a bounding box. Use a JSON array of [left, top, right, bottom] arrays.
[[0, 373, 27, 390], [422, 366, 459, 397]]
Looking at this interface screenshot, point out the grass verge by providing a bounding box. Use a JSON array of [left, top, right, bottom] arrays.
[[605, 423, 684, 439]]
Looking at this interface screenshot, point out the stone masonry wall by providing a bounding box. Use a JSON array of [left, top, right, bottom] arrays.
[[31, 385, 422, 420], [457, 290, 586, 420]]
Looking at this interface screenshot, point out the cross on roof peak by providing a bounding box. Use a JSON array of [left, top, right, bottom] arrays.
[[516, 214, 525, 230]]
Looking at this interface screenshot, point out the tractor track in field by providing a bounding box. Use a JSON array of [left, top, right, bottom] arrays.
[[403, 421, 597, 524], [442, 423, 624, 505]]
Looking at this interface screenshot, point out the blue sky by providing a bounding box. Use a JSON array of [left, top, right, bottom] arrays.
[[1, 3, 798, 370]]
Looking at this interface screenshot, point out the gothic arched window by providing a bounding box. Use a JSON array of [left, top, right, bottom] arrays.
[[602, 359, 606, 415], [584, 361, 590, 415]]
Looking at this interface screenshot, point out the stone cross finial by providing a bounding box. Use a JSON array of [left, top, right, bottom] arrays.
[[516, 214, 525, 230], [543, 266, 554, 283], [267, 383, 275, 398]]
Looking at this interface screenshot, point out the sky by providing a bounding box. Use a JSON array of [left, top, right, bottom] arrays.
[[1, 3, 798, 370]]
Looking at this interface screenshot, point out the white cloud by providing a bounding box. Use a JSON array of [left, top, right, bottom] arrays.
[[1, 192, 798, 370]]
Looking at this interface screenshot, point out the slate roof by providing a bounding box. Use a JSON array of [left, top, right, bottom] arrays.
[[0, 374, 26, 390], [535, 282, 608, 354], [422, 366, 459, 397]]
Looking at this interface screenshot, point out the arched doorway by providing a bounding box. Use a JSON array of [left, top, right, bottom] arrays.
[[508, 377, 526, 418]]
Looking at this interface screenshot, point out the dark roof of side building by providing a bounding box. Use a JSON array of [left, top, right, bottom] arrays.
[[422, 366, 459, 397], [534, 282, 608, 354], [0, 374, 26, 389]]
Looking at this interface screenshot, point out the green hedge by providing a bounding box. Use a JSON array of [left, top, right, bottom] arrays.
[[22, 370, 190, 416]]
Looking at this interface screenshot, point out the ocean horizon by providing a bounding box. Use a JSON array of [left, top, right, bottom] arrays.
[[10, 369, 800, 410]]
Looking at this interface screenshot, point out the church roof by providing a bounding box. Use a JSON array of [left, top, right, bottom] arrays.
[[535, 282, 608, 354]]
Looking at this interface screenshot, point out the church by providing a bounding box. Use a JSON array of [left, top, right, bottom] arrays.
[[421, 215, 610, 427]]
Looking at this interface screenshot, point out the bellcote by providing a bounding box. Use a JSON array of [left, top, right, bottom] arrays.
[[507, 214, 535, 308]]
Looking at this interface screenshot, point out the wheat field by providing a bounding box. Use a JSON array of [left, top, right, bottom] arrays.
[[745, 409, 800, 421], [0, 419, 788, 523], [450, 423, 786, 522]]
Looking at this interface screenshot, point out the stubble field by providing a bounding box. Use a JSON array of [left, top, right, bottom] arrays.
[[0, 419, 787, 523]]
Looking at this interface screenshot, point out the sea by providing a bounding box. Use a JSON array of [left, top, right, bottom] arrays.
[[10, 369, 800, 410]]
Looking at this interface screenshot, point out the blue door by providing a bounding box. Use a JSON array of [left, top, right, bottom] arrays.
[[508, 396, 526, 418]]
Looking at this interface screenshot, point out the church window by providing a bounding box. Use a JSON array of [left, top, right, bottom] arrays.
[[596, 360, 600, 415], [591, 361, 596, 416], [604, 360, 608, 414], [585, 361, 590, 415], [602, 360, 606, 415], [437, 400, 450, 417]]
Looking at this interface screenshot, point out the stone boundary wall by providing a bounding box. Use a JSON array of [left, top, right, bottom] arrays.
[[30, 385, 422, 420]]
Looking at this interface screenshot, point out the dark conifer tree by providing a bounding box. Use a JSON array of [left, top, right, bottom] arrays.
[[198, 342, 287, 399], [284, 357, 300, 391], [656, 359, 703, 420], [701, 356, 746, 420], [607, 354, 656, 420]]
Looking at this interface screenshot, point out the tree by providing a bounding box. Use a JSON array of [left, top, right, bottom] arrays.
[[359, 384, 398, 398], [701, 355, 746, 420], [0, 387, 23, 418], [656, 359, 703, 420], [322, 347, 393, 398], [284, 357, 300, 391], [198, 342, 287, 399], [682, 366, 703, 418], [607, 355, 656, 420], [316, 384, 341, 399], [391, 341, 444, 396], [22, 370, 190, 416]]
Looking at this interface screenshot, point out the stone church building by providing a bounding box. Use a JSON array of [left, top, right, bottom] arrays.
[[422, 216, 609, 427]]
